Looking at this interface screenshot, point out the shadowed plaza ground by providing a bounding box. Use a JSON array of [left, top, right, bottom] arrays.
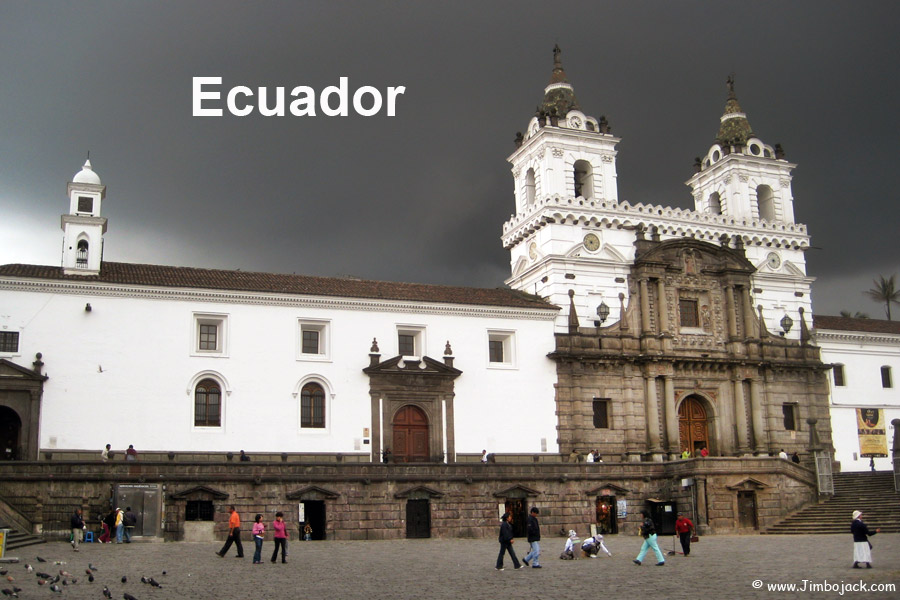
[[3, 534, 898, 599]]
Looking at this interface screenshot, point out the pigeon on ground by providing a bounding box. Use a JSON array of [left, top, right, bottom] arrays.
[[35, 572, 52, 580], [103, 585, 112, 598], [88, 574, 95, 583], [89, 563, 98, 572], [148, 578, 161, 588], [1, 589, 18, 598], [59, 570, 72, 578], [22, 566, 31, 574], [53, 561, 66, 566], [140, 577, 148, 584], [121, 576, 127, 584], [49, 584, 62, 593], [0, 569, 7, 575], [35, 557, 46, 563], [124, 593, 139, 600], [161, 571, 166, 576]]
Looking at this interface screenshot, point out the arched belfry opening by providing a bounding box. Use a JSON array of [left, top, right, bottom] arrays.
[[756, 185, 775, 221], [76, 239, 89, 269], [573, 159, 594, 199], [708, 192, 722, 215], [525, 168, 536, 205]]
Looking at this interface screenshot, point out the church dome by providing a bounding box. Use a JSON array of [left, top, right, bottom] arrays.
[[73, 159, 101, 185]]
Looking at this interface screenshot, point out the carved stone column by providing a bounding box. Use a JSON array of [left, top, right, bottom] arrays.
[[733, 376, 750, 454], [725, 285, 738, 338], [645, 374, 662, 455], [656, 279, 669, 335], [748, 378, 767, 454], [640, 278, 652, 335], [695, 476, 710, 534], [664, 375, 680, 457], [740, 286, 756, 339]]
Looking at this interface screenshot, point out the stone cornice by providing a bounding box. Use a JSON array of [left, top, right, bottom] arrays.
[[813, 331, 900, 347], [0, 277, 559, 321], [502, 195, 809, 250]]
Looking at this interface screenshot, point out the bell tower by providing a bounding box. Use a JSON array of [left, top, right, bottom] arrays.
[[61, 158, 107, 275]]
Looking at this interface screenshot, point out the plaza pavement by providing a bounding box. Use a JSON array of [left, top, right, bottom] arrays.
[[2, 533, 898, 599]]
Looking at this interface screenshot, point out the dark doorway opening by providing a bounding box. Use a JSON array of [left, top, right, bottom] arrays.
[[648, 501, 677, 536], [392, 405, 429, 462], [0, 406, 21, 460], [300, 500, 327, 540], [406, 499, 431, 538], [737, 491, 758, 530], [595, 496, 618, 534], [504, 498, 528, 538]]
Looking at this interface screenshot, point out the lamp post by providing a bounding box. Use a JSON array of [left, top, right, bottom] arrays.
[[594, 302, 610, 327]]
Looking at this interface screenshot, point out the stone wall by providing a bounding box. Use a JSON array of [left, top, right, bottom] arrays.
[[0, 457, 818, 541]]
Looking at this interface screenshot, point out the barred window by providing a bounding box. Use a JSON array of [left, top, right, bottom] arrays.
[[679, 298, 699, 328], [593, 399, 610, 429], [194, 379, 221, 427], [301, 382, 326, 428], [0, 331, 19, 353]]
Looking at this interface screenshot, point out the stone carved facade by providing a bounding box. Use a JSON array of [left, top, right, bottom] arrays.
[[552, 232, 833, 462]]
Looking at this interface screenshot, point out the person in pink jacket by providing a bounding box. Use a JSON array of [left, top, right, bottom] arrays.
[[251, 514, 265, 564], [271, 511, 289, 563]]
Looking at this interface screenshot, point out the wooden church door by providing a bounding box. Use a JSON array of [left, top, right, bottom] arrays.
[[392, 405, 429, 462]]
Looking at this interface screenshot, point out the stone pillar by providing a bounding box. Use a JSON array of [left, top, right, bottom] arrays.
[[695, 476, 709, 534], [624, 383, 641, 461], [645, 374, 663, 456], [725, 285, 738, 338], [892, 419, 900, 492], [640, 279, 652, 335], [664, 376, 680, 457], [656, 279, 669, 334], [748, 378, 767, 454], [733, 376, 750, 454], [740, 286, 756, 339]]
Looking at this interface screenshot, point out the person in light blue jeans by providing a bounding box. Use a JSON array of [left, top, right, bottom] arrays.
[[523, 507, 542, 568], [633, 509, 665, 566]]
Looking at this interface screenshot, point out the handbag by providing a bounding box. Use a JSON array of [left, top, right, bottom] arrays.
[[690, 535, 699, 543]]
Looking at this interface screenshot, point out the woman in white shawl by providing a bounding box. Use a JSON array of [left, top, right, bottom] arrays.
[[851, 510, 879, 568]]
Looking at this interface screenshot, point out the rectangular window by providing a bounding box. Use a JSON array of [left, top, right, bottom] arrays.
[[398, 334, 416, 356], [302, 330, 320, 354], [593, 399, 610, 429], [0, 331, 19, 353], [782, 403, 798, 431], [199, 324, 218, 351], [297, 319, 330, 360], [193, 313, 228, 356], [487, 330, 516, 367], [489, 340, 504, 363], [882, 366, 892, 388], [185, 500, 215, 521], [679, 298, 699, 328], [833, 364, 845, 387], [77, 196, 93, 213]]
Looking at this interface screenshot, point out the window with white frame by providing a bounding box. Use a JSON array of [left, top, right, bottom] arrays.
[[881, 366, 893, 389], [0, 331, 20, 354], [832, 363, 845, 387], [298, 319, 330, 360], [194, 378, 222, 427], [193, 313, 228, 356], [396, 325, 425, 357], [300, 382, 326, 428], [487, 330, 516, 367]]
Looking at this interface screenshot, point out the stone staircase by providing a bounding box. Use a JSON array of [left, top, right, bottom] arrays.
[[764, 471, 900, 534], [0, 524, 46, 552]]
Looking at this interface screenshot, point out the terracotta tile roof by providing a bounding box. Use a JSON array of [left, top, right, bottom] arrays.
[[812, 314, 900, 335], [0, 262, 558, 311]]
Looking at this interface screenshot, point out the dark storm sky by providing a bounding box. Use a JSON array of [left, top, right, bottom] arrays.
[[1, 1, 898, 317]]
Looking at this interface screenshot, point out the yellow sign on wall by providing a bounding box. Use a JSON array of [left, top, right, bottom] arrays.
[[857, 408, 888, 458]]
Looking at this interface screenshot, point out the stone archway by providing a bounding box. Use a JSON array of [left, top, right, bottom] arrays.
[[0, 406, 21, 460], [392, 405, 429, 463], [678, 395, 710, 455], [0, 358, 47, 461]]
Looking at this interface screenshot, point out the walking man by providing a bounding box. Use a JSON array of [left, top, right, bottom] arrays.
[[675, 512, 695, 556], [216, 505, 244, 558], [70, 507, 85, 552], [123, 507, 137, 543], [495, 512, 523, 570], [633, 509, 665, 566], [523, 507, 542, 568]]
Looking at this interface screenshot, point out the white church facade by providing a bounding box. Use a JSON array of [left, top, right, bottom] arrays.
[[0, 47, 891, 541]]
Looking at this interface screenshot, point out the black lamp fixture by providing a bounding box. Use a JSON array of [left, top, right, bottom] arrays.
[[594, 301, 610, 327], [85, 303, 92, 312], [780, 313, 793, 336]]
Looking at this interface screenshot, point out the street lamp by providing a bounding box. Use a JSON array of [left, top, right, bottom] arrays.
[[594, 302, 610, 327], [780, 313, 793, 336]]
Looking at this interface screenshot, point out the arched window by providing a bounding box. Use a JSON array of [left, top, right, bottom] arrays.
[[301, 382, 326, 428], [708, 192, 722, 215], [525, 168, 536, 205], [573, 160, 594, 199], [194, 378, 221, 427], [757, 185, 775, 221], [76, 240, 89, 268]]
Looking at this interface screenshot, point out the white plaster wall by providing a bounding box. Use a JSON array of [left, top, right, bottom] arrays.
[[2, 285, 559, 457], [817, 334, 900, 472]]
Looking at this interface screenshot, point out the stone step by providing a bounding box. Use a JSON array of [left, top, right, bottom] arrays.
[[2, 528, 46, 551]]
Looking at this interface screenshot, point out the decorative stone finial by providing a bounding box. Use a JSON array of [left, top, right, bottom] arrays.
[[568, 289, 579, 333], [370, 338, 379, 353], [33, 352, 44, 374], [444, 341, 453, 356]]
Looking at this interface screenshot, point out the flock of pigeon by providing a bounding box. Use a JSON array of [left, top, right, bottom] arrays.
[[1, 555, 166, 599]]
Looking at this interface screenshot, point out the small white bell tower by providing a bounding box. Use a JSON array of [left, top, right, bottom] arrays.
[[686, 76, 797, 224], [61, 158, 107, 275]]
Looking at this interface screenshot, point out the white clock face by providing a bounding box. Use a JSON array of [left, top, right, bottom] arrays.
[[528, 242, 537, 260], [766, 252, 781, 270], [584, 233, 600, 252]]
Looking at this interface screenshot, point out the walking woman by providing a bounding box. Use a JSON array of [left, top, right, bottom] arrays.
[[633, 509, 665, 566], [851, 510, 880, 568], [252, 514, 265, 564]]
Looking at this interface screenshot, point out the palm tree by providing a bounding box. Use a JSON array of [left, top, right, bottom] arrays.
[[839, 310, 869, 319], [864, 274, 900, 320]]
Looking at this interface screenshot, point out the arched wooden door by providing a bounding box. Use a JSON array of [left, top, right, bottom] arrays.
[[678, 396, 709, 455], [392, 405, 429, 462]]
